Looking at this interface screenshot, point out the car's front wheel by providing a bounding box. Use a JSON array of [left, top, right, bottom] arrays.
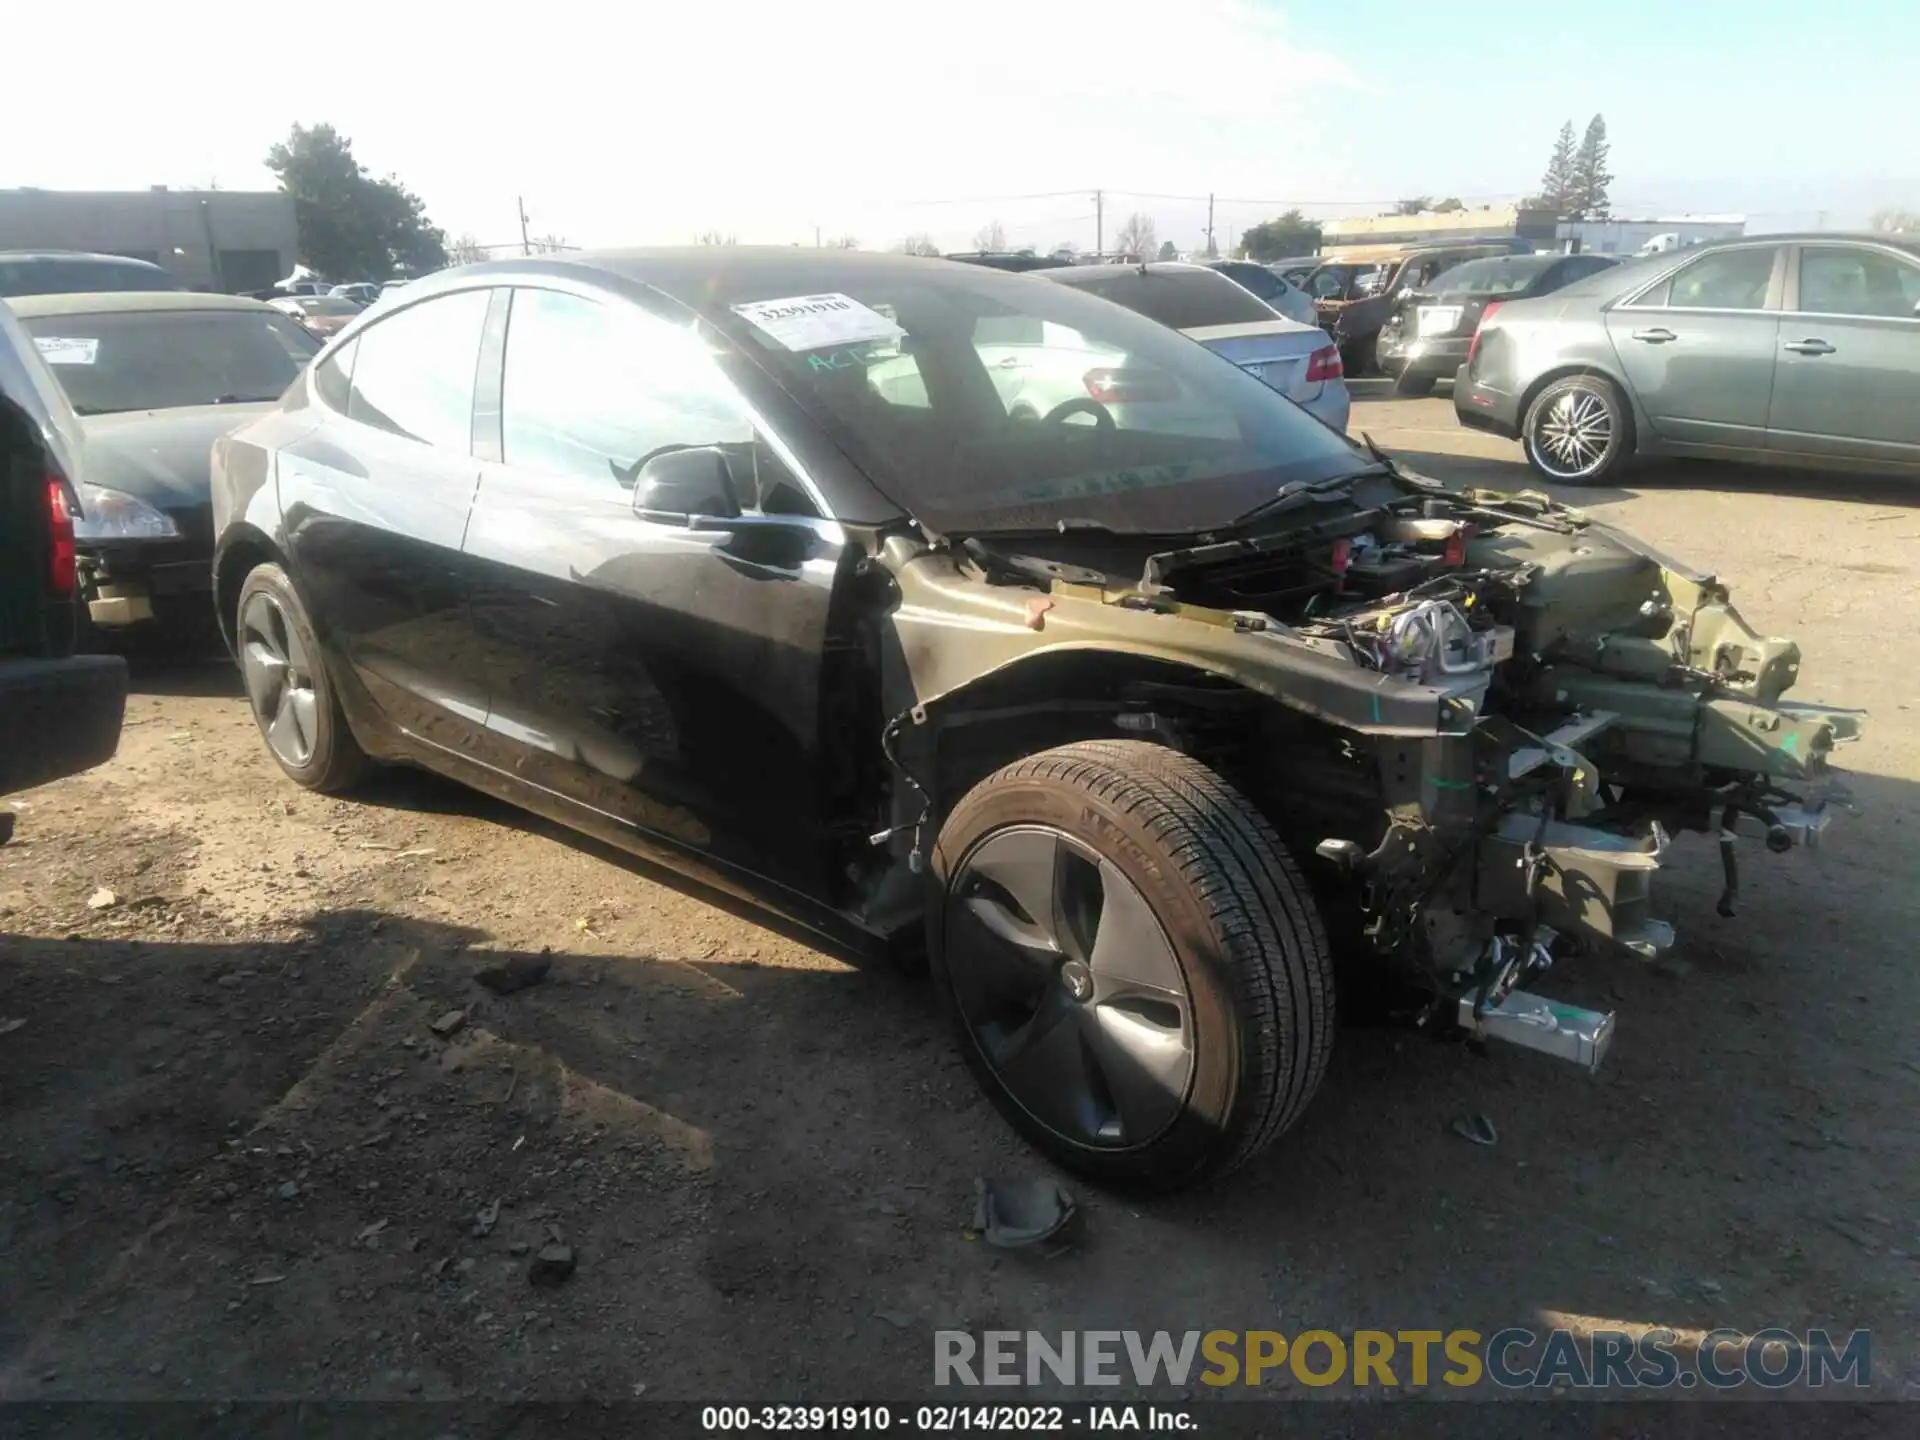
[[1523, 374, 1632, 484], [235, 562, 370, 793], [929, 741, 1334, 1191]]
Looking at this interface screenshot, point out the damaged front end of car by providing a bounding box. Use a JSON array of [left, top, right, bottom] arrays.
[[873, 470, 1862, 1074]]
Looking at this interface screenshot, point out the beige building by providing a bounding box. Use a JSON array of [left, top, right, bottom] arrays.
[[0, 186, 298, 292], [1319, 205, 1558, 250]]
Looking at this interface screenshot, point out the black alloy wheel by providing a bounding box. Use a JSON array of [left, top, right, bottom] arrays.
[[930, 741, 1335, 1190]]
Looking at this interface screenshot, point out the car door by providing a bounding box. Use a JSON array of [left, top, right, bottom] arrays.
[[461, 283, 847, 892], [276, 286, 494, 754], [1603, 244, 1785, 448], [1766, 242, 1920, 467]]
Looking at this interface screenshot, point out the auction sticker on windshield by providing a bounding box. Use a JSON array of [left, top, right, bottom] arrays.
[[34, 337, 99, 366], [732, 293, 904, 352]]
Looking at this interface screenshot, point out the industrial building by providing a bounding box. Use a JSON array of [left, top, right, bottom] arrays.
[[0, 186, 299, 292]]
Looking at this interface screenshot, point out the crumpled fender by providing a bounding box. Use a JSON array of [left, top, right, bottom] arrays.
[[884, 549, 1468, 737]]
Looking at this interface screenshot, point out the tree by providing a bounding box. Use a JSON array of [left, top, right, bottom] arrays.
[[1871, 208, 1919, 234], [828, 235, 860, 250], [1568, 115, 1614, 220], [1238, 209, 1323, 262], [897, 232, 941, 256], [1531, 121, 1578, 213], [695, 230, 738, 245], [1157, 240, 1178, 261], [1394, 197, 1433, 216], [446, 232, 488, 266], [973, 218, 1007, 251], [1433, 197, 1466, 214], [1114, 212, 1157, 260], [266, 123, 447, 279]]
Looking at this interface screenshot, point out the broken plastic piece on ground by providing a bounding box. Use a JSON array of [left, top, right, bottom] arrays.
[[969, 1177, 1079, 1252], [1450, 1112, 1499, 1146]]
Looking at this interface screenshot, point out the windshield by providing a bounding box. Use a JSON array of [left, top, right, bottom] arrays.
[[22, 308, 321, 414], [1049, 268, 1277, 330], [703, 261, 1364, 536], [1304, 264, 1387, 301], [1422, 256, 1556, 296], [0, 257, 180, 298]]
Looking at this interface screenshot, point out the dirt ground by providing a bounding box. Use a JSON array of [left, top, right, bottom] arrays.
[[3, 384, 1916, 1407]]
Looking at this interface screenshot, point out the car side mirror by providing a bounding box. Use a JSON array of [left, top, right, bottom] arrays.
[[632, 446, 741, 523]]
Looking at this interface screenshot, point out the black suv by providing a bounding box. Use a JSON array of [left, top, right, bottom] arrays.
[[0, 302, 127, 804]]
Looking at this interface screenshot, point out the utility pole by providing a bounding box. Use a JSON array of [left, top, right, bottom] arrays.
[[815, 225, 822, 248], [1206, 192, 1215, 258], [1815, 209, 1828, 231], [1094, 190, 1103, 259], [518, 196, 531, 256]]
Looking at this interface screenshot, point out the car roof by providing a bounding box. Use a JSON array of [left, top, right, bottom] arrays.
[[0, 249, 171, 269], [5, 290, 286, 318], [1681, 230, 1919, 255], [413, 246, 1077, 308]]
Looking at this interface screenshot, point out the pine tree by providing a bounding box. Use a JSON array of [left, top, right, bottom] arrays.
[[1569, 115, 1614, 220], [1537, 121, 1576, 213]]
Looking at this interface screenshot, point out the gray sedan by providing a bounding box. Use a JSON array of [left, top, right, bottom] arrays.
[[1454, 233, 1920, 484]]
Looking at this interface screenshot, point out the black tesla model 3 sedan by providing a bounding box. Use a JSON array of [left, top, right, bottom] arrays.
[[210, 248, 1836, 1188]]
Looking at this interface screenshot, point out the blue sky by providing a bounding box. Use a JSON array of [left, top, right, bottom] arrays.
[[8, 0, 1916, 252]]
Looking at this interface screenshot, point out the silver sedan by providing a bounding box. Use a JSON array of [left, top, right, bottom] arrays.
[[1454, 233, 1920, 484]]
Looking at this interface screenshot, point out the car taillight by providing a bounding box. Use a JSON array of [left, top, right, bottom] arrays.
[[46, 476, 76, 596], [1466, 301, 1505, 367], [1305, 344, 1343, 383], [1083, 367, 1180, 403]]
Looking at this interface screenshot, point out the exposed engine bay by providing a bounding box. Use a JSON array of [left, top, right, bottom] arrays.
[[876, 464, 1863, 1073]]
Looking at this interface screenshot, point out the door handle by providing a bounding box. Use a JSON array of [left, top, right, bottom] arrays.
[[1630, 328, 1677, 344], [1782, 338, 1836, 356]]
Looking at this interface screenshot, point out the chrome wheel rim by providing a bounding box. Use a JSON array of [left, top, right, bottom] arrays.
[[239, 591, 319, 768], [945, 826, 1195, 1149], [1531, 387, 1614, 479]]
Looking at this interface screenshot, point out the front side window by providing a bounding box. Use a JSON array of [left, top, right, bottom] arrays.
[[21, 307, 319, 415], [1798, 247, 1920, 319], [1663, 248, 1777, 311], [500, 287, 814, 514], [347, 288, 491, 449]]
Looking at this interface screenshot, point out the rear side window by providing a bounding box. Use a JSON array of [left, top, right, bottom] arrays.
[[1059, 270, 1275, 329], [347, 289, 491, 449]]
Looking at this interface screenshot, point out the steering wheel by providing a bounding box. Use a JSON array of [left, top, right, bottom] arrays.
[[1040, 396, 1116, 431]]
